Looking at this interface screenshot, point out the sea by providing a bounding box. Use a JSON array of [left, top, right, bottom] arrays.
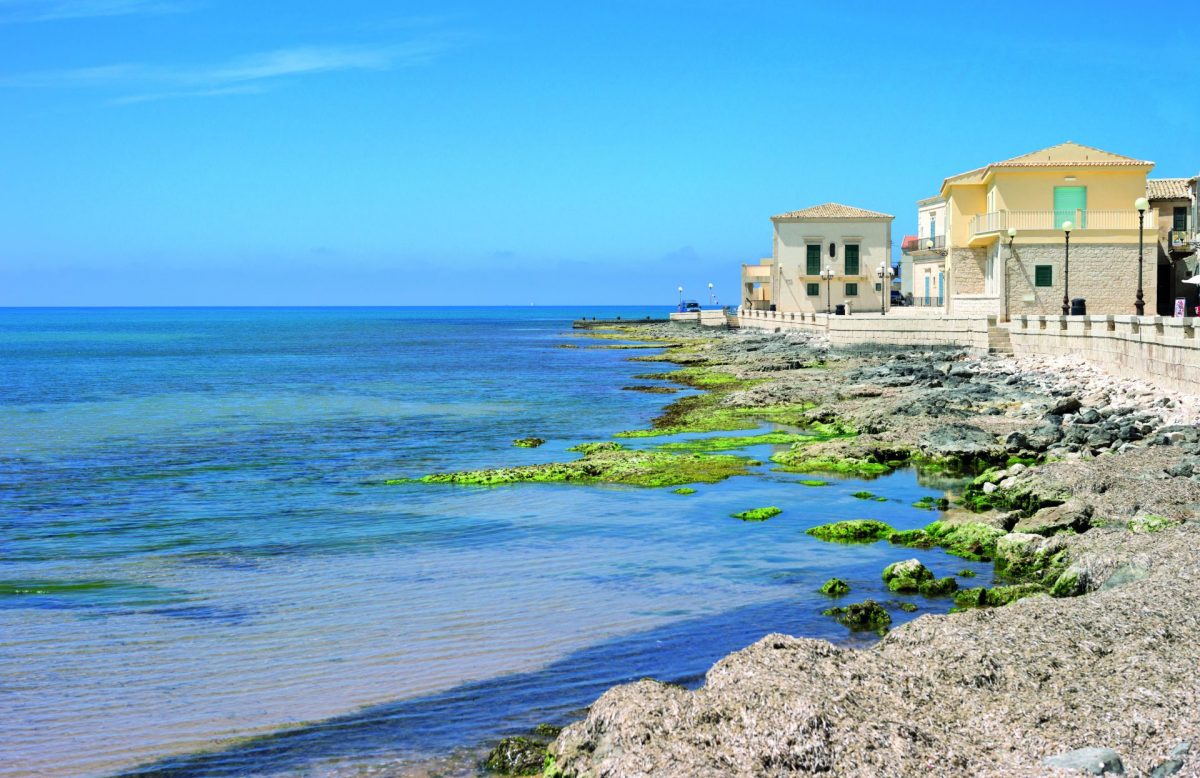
[[0, 307, 985, 777]]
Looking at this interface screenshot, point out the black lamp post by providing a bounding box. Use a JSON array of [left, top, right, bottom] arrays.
[[1061, 220, 1073, 315], [1006, 228, 1017, 323], [1135, 196, 1148, 316], [821, 264, 833, 314]]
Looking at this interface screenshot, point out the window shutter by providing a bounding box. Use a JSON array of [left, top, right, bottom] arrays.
[[845, 244, 860, 275], [1035, 266, 1053, 287], [806, 245, 821, 275]]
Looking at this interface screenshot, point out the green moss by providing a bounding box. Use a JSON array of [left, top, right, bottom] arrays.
[[806, 519, 895, 543], [656, 431, 807, 453], [543, 752, 562, 778], [822, 599, 891, 634], [993, 535, 1070, 584], [919, 576, 959, 597], [851, 491, 875, 500], [923, 520, 1007, 561], [772, 451, 892, 477], [485, 737, 547, 775], [1049, 569, 1083, 597], [621, 385, 679, 394], [798, 479, 830, 487], [820, 577, 850, 596], [405, 445, 756, 488], [565, 441, 623, 455], [617, 400, 820, 438], [733, 506, 782, 522], [898, 602, 919, 613], [888, 528, 935, 548], [1127, 514, 1178, 533], [912, 495, 950, 511], [1005, 455, 1040, 468], [672, 487, 696, 495], [512, 437, 546, 448], [953, 583, 1046, 610], [953, 587, 988, 609], [957, 569, 977, 578], [882, 559, 934, 593]]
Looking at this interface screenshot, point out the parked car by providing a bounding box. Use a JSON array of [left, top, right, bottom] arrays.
[[890, 290, 907, 307], [683, 300, 701, 312]]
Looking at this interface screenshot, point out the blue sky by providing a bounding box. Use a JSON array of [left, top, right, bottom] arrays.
[[2, 0, 1197, 306]]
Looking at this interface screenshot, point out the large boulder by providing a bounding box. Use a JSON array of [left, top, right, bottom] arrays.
[[1013, 500, 1093, 536], [917, 423, 1000, 464], [882, 558, 934, 592]]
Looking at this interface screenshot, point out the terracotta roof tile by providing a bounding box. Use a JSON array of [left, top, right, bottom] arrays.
[[1147, 178, 1192, 200], [772, 202, 894, 220]]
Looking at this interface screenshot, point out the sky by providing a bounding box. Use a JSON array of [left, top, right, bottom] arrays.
[[2, 0, 1198, 306]]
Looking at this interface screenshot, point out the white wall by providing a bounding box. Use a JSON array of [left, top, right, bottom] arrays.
[[773, 218, 892, 315]]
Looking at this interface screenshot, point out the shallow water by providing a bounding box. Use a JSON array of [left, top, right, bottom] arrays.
[[0, 307, 987, 777]]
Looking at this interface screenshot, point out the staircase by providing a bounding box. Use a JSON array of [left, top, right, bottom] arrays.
[[987, 319, 1013, 354]]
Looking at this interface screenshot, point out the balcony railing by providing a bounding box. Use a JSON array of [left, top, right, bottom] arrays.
[[969, 209, 1147, 237], [912, 296, 944, 307], [909, 235, 946, 252], [1170, 230, 1197, 250], [741, 264, 773, 279]]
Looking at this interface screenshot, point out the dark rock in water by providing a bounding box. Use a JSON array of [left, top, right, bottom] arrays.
[[532, 723, 562, 739], [822, 599, 891, 633], [1050, 396, 1083, 416], [1042, 746, 1125, 775], [485, 736, 547, 775]]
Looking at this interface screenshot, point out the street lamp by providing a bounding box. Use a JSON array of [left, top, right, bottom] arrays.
[[677, 285, 683, 312], [875, 262, 896, 315], [1061, 221, 1073, 315], [707, 281, 714, 306], [820, 264, 834, 314], [1135, 196, 1148, 316]]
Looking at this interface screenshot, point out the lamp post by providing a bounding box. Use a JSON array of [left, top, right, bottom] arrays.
[[1005, 228, 1017, 323], [820, 264, 834, 314], [1061, 221, 1072, 315], [1135, 196, 1148, 316], [677, 285, 683, 313], [875, 262, 895, 315], [707, 282, 714, 306]]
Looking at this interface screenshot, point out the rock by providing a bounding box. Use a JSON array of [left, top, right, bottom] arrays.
[[948, 364, 974, 378], [1042, 746, 1125, 775], [485, 736, 547, 775], [1013, 501, 1093, 536], [882, 558, 934, 592], [1050, 396, 1083, 416], [512, 437, 546, 448], [917, 423, 1000, 462], [1009, 462, 1028, 475], [1077, 408, 1102, 424], [823, 600, 891, 633], [1025, 423, 1065, 452], [819, 577, 850, 596], [918, 576, 958, 597], [806, 519, 894, 543], [982, 481, 997, 494], [993, 533, 1069, 584]]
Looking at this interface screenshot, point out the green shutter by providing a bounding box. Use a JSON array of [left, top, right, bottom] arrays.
[[1053, 186, 1087, 230], [845, 244, 860, 275], [806, 282, 820, 296], [806, 244, 821, 275], [1035, 265, 1053, 287], [845, 282, 858, 297]]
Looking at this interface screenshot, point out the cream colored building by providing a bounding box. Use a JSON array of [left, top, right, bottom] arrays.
[[1147, 177, 1198, 313], [909, 196, 947, 307], [765, 203, 895, 314], [938, 142, 1158, 317]]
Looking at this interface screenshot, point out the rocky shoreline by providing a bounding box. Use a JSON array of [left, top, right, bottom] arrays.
[[524, 324, 1200, 777]]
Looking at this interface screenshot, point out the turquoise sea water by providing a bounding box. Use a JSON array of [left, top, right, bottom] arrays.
[[0, 307, 988, 777]]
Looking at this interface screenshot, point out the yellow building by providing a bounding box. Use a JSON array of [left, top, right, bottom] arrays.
[[936, 142, 1158, 317]]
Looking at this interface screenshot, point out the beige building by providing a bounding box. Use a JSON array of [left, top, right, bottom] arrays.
[[1147, 177, 1199, 313], [908, 196, 947, 307], [748, 203, 894, 315], [937, 142, 1158, 318]]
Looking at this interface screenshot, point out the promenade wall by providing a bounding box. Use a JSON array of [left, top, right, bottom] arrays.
[[734, 308, 989, 353], [1010, 314, 1200, 394]]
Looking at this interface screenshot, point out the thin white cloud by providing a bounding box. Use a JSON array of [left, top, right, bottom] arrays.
[[0, 0, 189, 23], [2, 38, 462, 102]]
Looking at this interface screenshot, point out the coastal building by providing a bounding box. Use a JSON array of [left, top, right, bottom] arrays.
[[1147, 176, 1199, 314], [765, 203, 894, 315], [908, 196, 947, 307], [936, 142, 1157, 318], [898, 235, 916, 299], [740, 257, 773, 311]]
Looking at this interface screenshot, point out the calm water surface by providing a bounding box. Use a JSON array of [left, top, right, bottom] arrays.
[[0, 307, 984, 776]]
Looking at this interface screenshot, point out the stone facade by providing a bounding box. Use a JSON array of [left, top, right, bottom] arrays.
[[948, 247, 986, 296], [1005, 243, 1154, 317]]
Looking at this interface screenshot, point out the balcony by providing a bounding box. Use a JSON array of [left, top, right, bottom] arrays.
[[741, 263, 773, 280], [968, 209, 1147, 242], [1169, 230, 1197, 252], [907, 234, 946, 253]]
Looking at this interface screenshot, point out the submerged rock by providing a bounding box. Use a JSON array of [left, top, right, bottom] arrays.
[[512, 437, 546, 448], [882, 558, 933, 593], [806, 519, 894, 543], [732, 506, 781, 522], [822, 600, 891, 633], [485, 736, 547, 775], [819, 577, 850, 596]]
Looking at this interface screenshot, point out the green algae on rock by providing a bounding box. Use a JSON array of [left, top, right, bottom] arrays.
[[732, 506, 782, 522], [919, 576, 959, 597], [898, 601, 919, 612], [672, 487, 697, 495], [485, 736, 547, 775], [912, 495, 950, 511], [512, 437, 546, 448], [621, 385, 679, 394], [922, 520, 1007, 561], [798, 479, 830, 487], [881, 558, 934, 593], [957, 568, 977, 578], [953, 583, 1047, 610], [819, 577, 850, 596], [406, 444, 756, 488], [822, 599, 891, 634], [806, 519, 894, 543], [771, 448, 892, 477], [656, 431, 808, 453]]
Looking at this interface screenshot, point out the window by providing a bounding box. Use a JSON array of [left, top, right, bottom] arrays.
[[806, 244, 821, 275], [874, 282, 882, 292], [1175, 207, 1188, 232], [844, 282, 859, 296], [1053, 186, 1087, 229], [806, 282, 820, 296], [844, 244, 860, 275], [1035, 265, 1053, 287]]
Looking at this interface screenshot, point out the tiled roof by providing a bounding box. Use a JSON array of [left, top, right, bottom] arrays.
[[942, 142, 1154, 192], [1147, 178, 1192, 200], [772, 202, 894, 220]]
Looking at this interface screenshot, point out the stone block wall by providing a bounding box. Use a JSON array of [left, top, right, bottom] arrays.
[[1010, 314, 1200, 394], [1006, 243, 1154, 317], [949, 247, 986, 295], [734, 308, 990, 353]]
